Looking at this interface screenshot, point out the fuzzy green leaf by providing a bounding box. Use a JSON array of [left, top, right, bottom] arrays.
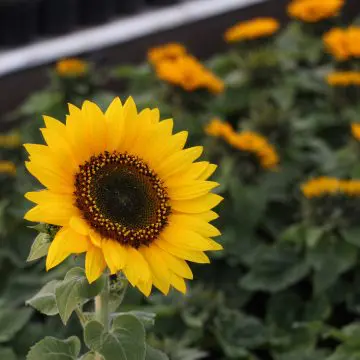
[[27, 233, 51, 262], [0, 347, 17, 360], [26, 280, 60, 316], [55, 267, 105, 324], [0, 308, 32, 343], [26, 336, 81, 360], [84, 314, 146, 360], [145, 345, 169, 360]]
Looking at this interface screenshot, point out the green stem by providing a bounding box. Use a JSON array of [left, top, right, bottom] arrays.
[[75, 307, 86, 328], [95, 276, 110, 332]]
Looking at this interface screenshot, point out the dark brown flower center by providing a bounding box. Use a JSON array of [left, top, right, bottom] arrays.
[[74, 151, 170, 248]]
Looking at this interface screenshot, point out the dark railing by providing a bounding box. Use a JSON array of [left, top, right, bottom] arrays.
[[0, 0, 181, 47]]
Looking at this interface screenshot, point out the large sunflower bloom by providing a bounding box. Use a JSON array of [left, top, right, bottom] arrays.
[[24, 97, 223, 296]]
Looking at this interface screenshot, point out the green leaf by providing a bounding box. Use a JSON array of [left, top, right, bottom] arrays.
[[27, 232, 51, 262], [342, 228, 360, 248], [80, 353, 98, 360], [123, 311, 156, 329], [55, 267, 105, 324], [27, 336, 81, 360], [214, 308, 266, 357], [84, 314, 146, 360], [26, 280, 60, 316], [0, 347, 17, 360], [0, 308, 33, 343], [145, 345, 169, 360], [241, 244, 310, 292], [308, 237, 357, 294], [84, 320, 104, 351]]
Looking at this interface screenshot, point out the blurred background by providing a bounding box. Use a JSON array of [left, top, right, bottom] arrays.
[[2, 0, 360, 359]]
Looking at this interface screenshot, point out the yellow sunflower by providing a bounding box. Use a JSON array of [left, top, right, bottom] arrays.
[[24, 97, 223, 296]]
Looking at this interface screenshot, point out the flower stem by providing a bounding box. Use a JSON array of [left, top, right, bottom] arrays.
[[75, 307, 86, 327], [95, 276, 110, 332]]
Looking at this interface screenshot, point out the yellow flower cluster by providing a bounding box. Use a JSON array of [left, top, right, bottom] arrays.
[[302, 177, 360, 198], [155, 55, 224, 94], [351, 123, 360, 141], [0, 161, 16, 176], [56, 58, 88, 77], [224, 18, 280, 43], [0, 132, 21, 148], [326, 71, 360, 86], [205, 118, 279, 169], [288, 0, 344, 22], [147, 43, 187, 64], [323, 27, 360, 61]]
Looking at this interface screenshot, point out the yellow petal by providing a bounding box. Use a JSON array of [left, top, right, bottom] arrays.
[[46, 227, 89, 270], [156, 146, 203, 180], [24, 144, 73, 181], [89, 230, 102, 248], [170, 273, 187, 294], [154, 245, 193, 279], [25, 161, 74, 194], [192, 211, 219, 222], [136, 279, 153, 297], [66, 105, 94, 164], [102, 239, 128, 274], [167, 181, 219, 200], [156, 237, 210, 263], [140, 246, 171, 295], [165, 161, 209, 187], [171, 194, 223, 214], [81, 101, 107, 155], [85, 245, 107, 283], [198, 164, 217, 180], [105, 97, 124, 152], [162, 225, 221, 251], [24, 192, 76, 226], [170, 214, 221, 237], [69, 216, 89, 236], [123, 248, 151, 286]]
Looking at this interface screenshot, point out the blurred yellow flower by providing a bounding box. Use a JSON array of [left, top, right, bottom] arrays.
[[205, 119, 279, 169], [288, 0, 344, 22], [224, 18, 280, 43], [351, 123, 360, 141], [323, 27, 360, 61], [302, 177, 360, 198], [56, 58, 88, 77], [156, 55, 224, 94], [326, 71, 360, 86], [0, 132, 21, 148], [0, 161, 16, 176], [148, 43, 187, 64]]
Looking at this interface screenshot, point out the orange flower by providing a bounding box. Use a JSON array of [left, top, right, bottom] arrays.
[[351, 123, 360, 141], [56, 58, 88, 77], [288, 0, 344, 22], [224, 18, 280, 43], [0, 161, 16, 176], [326, 71, 360, 86], [302, 177, 360, 198], [148, 43, 187, 64], [205, 119, 279, 169], [323, 27, 360, 61], [156, 55, 224, 94]]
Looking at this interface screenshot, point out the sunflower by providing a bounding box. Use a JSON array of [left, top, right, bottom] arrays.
[[24, 97, 223, 296]]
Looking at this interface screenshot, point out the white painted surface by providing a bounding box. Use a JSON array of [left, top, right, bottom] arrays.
[[0, 0, 266, 77]]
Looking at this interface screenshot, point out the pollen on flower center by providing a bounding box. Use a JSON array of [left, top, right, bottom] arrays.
[[74, 151, 171, 248]]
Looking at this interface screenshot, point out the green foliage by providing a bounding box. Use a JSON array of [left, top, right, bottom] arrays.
[[2, 5, 360, 360], [84, 315, 146, 360], [55, 267, 105, 324], [26, 336, 81, 360]]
